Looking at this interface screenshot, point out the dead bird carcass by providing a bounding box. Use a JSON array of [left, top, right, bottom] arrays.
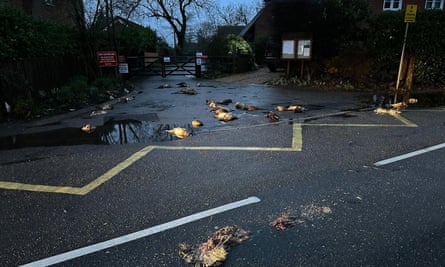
[[173, 88, 198, 95], [178, 225, 250, 267], [165, 127, 190, 139], [215, 112, 237, 122], [265, 111, 280, 122]]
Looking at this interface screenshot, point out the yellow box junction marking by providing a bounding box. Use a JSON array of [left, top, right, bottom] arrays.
[[302, 112, 417, 128], [0, 124, 302, 195], [0, 112, 421, 195]]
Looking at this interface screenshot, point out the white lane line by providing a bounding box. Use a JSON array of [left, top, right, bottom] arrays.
[[20, 196, 261, 267], [374, 143, 445, 166]]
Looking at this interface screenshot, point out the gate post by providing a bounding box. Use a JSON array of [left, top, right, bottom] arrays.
[[195, 56, 202, 78], [161, 56, 166, 78]]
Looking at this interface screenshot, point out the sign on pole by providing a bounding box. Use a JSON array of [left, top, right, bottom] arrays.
[[97, 51, 118, 67], [404, 4, 417, 23], [395, 4, 417, 102]]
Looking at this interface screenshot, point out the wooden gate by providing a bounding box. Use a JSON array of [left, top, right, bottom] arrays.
[[127, 53, 200, 77]]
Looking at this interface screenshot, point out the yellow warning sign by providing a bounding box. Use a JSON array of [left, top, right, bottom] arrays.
[[405, 4, 417, 23]]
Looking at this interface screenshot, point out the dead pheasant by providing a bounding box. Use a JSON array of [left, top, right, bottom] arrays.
[[165, 127, 190, 139]]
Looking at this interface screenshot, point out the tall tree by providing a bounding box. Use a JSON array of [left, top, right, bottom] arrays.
[[216, 3, 251, 26], [143, 0, 207, 51]]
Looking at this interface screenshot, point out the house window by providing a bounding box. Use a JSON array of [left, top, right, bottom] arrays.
[[425, 0, 444, 9], [45, 0, 55, 6], [383, 0, 402, 11]]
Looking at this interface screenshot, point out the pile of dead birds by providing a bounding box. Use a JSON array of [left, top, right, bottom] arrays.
[[159, 82, 199, 95], [81, 92, 139, 133], [206, 99, 237, 122], [373, 96, 418, 115], [264, 104, 305, 122], [158, 82, 203, 139], [179, 225, 250, 267]]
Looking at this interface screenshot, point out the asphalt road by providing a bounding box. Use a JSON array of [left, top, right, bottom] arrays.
[[1, 75, 444, 266]]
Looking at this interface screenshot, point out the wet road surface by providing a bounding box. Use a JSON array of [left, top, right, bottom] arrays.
[[1, 74, 445, 266]]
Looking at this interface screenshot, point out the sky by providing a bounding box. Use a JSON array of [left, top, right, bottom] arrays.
[[144, 0, 263, 46]]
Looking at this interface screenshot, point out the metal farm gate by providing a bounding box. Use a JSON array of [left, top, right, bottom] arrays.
[[127, 53, 202, 78]]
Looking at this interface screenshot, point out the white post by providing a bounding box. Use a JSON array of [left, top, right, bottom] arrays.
[[394, 23, 409, 103]]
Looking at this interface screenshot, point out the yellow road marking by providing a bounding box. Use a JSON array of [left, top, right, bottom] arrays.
[[0, 124, 303, 195], [302, 113, 418, 128], [0, 182, 82, 195], [0, 112, 420, 195], [77, 145, 155, 195], [301, 123, 413, 127], [392, 114, 417, 127], [292, 123, 303, 151]]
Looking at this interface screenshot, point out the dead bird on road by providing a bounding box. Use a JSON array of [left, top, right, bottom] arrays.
[[191, 119, 203, 128], [177, 82, 188, 87], [265, 111, 280, 122], [207, 99, 232, 107], [391, 102, 408, 110], [90, 110, 107, 116], [165, 127, 190, 139], [235, 102, 246, 110], [206, 99, 216, 106], [374, 107, 400, 115], [196, 82, 217, 88], [215, 112, 237, 122], [235, 101, 262, 111], [99, 103, 113, 110], [173, 88, 198, 95], [246, 105, 263, 111], [287, 105, 305, 112], [81, 124, 96, 133], [275, 105, 285, 112], [212, 107, 230, 114], [158, 83, 172, 88]]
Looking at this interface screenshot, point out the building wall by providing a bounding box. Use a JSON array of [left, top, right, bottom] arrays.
[[369, 0, 441, 13]]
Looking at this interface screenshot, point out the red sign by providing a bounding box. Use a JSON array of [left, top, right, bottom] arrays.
[[97, 51, 117, 67]]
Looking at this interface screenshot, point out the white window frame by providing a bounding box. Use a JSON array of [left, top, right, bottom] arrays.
[[45, 0, 55, 7], [425, 0, 444, 10], [383, 0, 402, 11]]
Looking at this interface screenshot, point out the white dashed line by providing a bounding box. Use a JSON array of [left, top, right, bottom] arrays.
[[374, 143, 445, 166], [20, 196, 261, 267]]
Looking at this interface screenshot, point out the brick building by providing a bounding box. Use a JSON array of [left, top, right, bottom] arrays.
[[369, 0, 444, 12]]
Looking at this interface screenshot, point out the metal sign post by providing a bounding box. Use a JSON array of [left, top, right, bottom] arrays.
[[394, 4, 417, 103]]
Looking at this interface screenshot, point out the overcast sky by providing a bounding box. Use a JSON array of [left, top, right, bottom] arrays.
[[145, 0, 263, 45]]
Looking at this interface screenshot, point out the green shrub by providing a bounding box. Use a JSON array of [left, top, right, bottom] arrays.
[[367, 10, 445, 86], [14, 96, 40, 120], [0, 5, 78, 60], [59, 76, 89, 108]]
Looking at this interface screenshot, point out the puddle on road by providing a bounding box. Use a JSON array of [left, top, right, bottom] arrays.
[[0, 119, 200, 150]]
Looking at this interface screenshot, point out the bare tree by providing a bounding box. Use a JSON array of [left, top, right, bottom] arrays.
[[215, 1, 262, 26], [143, 0, 208, 51], [74, 0, 144, 77]]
